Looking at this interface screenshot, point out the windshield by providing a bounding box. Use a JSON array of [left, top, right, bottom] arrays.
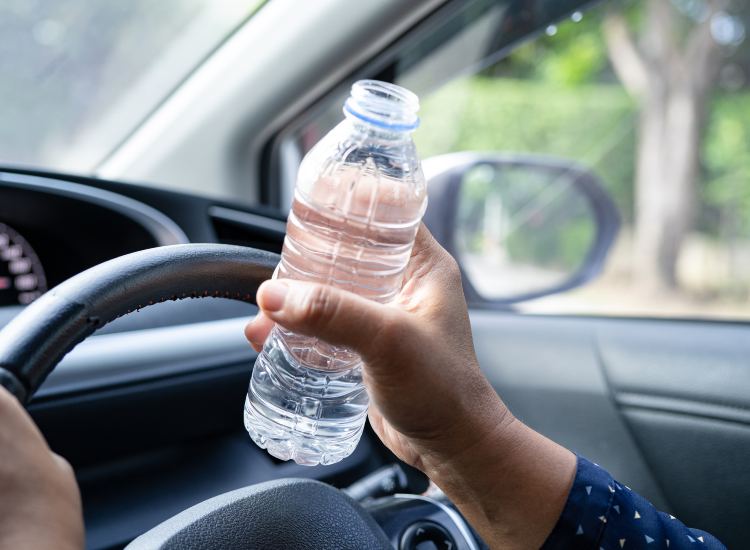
[[0, 1, 262, 173]]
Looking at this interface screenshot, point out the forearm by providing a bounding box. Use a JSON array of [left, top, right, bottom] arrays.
[[423, 409, 577, 549]]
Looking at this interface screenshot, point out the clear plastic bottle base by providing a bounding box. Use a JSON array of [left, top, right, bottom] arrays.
[[243, 395, 364, 466]]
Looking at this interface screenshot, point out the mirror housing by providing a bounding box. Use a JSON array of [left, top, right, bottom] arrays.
[[423, 152, 620, 307]]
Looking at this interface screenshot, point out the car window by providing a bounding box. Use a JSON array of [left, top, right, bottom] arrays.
[[0, 0, 263, 174], [276, 0, 750, 321]]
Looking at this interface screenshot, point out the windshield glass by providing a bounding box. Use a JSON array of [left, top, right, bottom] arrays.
[[0, 1, 262, 173]]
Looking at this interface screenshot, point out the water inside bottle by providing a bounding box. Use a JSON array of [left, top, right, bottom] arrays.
[[244, 164, 426, 465]]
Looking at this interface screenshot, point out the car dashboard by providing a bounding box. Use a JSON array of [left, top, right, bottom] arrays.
[[0, 168, 392, 549], [0, 172, 187, 307]]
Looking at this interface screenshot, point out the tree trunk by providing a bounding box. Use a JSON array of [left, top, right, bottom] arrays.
[[604, 0, 720, 291], [634, 82, 703, 290]]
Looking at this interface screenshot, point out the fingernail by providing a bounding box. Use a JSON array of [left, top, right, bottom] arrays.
[[259, 280, 288, 312]]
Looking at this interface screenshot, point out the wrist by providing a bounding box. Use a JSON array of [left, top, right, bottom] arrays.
[[421, 406, 522, 509], [421, 405, 576, 549], [417, 386, 519, 512]]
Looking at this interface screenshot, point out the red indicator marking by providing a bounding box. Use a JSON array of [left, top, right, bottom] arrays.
[[0, 277, 10, 290]]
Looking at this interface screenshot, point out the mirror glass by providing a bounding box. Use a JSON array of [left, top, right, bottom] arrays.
[[455, 162, 596, 300]]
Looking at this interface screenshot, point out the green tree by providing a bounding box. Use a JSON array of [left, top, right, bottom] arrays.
[[604, 0, 724, 291]]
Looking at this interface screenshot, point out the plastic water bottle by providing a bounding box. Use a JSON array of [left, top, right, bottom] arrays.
[[243, 80, 428, 466]]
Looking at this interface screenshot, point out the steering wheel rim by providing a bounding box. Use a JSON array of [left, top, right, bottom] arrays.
[[0, 244, 279, 403], [0, 243, 393, 549]]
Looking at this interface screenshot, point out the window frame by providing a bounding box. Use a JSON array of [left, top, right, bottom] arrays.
[[259, 0, 604, 210]]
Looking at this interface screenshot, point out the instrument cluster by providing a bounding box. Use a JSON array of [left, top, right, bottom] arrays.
[[0, 222, 47, 306]]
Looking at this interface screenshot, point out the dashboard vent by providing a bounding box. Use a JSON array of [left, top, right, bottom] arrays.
[[209, 206, 285, 253]]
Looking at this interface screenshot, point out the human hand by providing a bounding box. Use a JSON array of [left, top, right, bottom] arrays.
[[245, 224, 505, 471], [0, 387, 84, 550], [245, 224, 575, 549]]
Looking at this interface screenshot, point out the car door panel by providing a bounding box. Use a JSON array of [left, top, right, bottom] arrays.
[[599, 321, 750, 415], [471, 312, 671, 509], [621, 410, 749, 549], [471, 312, 749, 548], [597, 321, 750, 549]]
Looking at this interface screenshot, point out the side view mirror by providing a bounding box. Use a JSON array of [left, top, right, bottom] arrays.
[[423, 153, 620, 307]]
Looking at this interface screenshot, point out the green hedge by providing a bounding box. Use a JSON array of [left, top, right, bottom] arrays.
[[414, 77, 638, 223], [415, 76, 750, 237], [704, 93, 750, 235]]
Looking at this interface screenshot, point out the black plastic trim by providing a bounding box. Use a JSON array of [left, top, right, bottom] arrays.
[[0, 172, 188, 246]]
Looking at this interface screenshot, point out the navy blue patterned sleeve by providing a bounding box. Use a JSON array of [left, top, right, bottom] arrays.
[[541, 456, 726, 549]]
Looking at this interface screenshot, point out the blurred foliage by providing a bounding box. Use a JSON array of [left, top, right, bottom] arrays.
[[455, 162, 596, 272], [415, 1, 750, 249], [487, 6, 613, 86], [704, 94, 750, 236], [415, 77, 637, 224], [504, 211, 595, 271]]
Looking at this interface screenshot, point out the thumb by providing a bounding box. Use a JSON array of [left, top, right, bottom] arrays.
[[256, 279, 402, 360]]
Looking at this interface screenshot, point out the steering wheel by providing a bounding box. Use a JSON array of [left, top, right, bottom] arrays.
[[0, 244, 392, 550]]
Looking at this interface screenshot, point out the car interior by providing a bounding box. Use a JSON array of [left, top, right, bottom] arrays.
[[0, 0, 748, 548]]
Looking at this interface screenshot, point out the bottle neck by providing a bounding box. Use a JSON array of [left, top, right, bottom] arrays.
[[343, 113, 414, 142], [343, 80, 420, 138]]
